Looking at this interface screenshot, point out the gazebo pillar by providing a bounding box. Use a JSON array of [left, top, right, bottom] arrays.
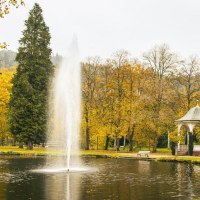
[[187, 123, 195, 155], [187, 123, 195, 144], [187, 123, 195, 133], [177, 124, 182, 151], [187, 130, 189, 151]]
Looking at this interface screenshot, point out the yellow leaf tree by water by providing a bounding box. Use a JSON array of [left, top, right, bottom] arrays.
[[0, 67, 15, 144]]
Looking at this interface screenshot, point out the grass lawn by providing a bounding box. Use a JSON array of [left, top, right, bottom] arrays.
[[139, 147, 171, 153], [0, 146, 200, 164], [0, 146, 170, 157], [0, 146, 65, 155], [0, 146, 138, 157], [158, 156, 200, 164]]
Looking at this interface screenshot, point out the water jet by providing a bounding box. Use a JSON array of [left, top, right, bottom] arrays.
[[44, 35, 85, 173]]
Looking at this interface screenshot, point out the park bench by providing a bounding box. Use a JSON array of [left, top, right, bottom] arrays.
[[137, 151, 150, 157]]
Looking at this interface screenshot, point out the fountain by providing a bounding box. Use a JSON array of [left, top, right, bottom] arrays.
[[42, 35, 84, 173]]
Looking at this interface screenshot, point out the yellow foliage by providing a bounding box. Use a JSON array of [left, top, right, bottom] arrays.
[[0, 0, 24, 18], [0, 42, 8, 49], [169, 127, 186, 144], [0, 67, 15, 142]]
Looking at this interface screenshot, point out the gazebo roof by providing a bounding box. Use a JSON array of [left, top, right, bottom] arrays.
[[175, 105, 200, 123]]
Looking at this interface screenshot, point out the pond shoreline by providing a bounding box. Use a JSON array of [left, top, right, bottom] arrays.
[[0, 149, 200, 164]]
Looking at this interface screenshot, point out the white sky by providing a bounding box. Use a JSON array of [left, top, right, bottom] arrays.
[[1, 0, 200, 60]]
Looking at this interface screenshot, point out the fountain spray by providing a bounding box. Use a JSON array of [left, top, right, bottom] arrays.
[[48, 35, 81, 171]]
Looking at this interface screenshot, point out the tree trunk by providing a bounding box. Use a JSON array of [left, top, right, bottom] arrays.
[[129, 131, 134, 151], [129, 139, 133, 151], [96, 136, 99, 150], [104, 135, 109, 150], [85, 126, 90, 150], [148, 133, 151, 151], [12, 139, 16, 146], [85, 108, 90, 150], [128, 125, 135, 151], [27, 141, 33, 150], [170, 142, 176, 155], [153, 135, 157, 152], [116, 136, 120, 151], [19, 142, 23, 149]]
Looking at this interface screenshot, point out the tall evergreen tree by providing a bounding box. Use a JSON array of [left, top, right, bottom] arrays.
[[9, 3, 54, 150]]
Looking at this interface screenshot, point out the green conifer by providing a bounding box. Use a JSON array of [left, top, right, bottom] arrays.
[[9, 3, 54, 150]]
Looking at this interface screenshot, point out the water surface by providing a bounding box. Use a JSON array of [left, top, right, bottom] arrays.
[[0, 157, 200, 200]]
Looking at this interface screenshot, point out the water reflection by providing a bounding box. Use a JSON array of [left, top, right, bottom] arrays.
[[44, 173, 80, 200], [0, 157, 200, 200]]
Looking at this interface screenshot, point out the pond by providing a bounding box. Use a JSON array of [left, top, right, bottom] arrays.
[[0, 156, 200, 200]]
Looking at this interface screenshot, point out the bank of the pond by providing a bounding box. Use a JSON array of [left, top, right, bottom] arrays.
[[0, 146, 66, 156], [157, 156, 200, 164], [0, 146, 200, 164], [82, 151, 200, 164]]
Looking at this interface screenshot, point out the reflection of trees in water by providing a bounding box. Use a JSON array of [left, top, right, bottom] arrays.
[[170, 162, 200, 198], [0, 168, 8, 200], [172, 163, 195, 198], [1, 158, 200, 200], [79, 159, 136, 200], [190, 165, 200, 196], [43, 159, 200, 200], [79, 160, 169, 200], [44, 173, 80, 200], [137, 160, 151, 174], [0, 182, 7, 200], [4, 158, 46, 200]]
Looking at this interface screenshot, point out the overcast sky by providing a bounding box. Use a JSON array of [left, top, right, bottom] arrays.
[[1, 0, 200, 60]]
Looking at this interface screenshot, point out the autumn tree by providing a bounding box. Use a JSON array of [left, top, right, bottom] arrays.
[[109, 50, 129, 151], [9, 3, 54, 150], [96, 61, 115, 150], [143, 44, 178, 152], [82, 57, 100, 150], [0, 0, 25, 48], [0, 67, 15, 145], [124, 63, 148, 151], [178, 56, 200, 111], [0, 0, 24, 18]]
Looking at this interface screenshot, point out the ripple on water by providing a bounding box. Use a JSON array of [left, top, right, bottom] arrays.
[[31, 166, 96, 174]]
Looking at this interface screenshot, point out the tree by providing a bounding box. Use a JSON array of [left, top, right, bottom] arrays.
[[0, 67, 15, 145], [110, 50, 129, 151], [0, 0, 25, 49], [9, 3, 54, 150], [178, 57, 200, 111], [124, 63, 147, 151], [143, 44, 178, 152], [97, 62, 115, 150], [0, 43, 8, 49], [82, 57, 100, 150], [0, 0, 24, 18], [0, 50, 17, 68]]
